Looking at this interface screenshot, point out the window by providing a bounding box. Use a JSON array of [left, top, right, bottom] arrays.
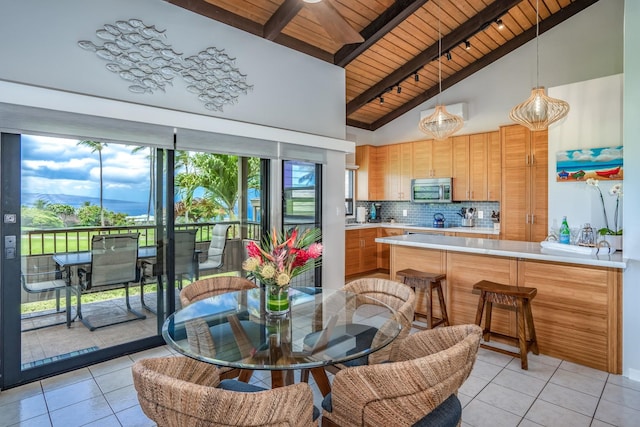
[[345, 169, 355, 217]]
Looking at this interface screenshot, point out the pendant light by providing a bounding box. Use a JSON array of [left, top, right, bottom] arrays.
[[509, 0, 569, 130], [419, 0, 464, 141]]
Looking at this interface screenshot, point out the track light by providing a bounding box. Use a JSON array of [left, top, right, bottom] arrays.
[[496, 18, 504, 30], [397, 86, 402, 94], [465, 40, 471, 50], [445, 51, 452, 60], [414, 73, 420, 82], [379, 96, 384, 104]]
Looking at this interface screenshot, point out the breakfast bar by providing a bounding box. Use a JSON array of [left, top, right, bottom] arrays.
[[376, 233, 626, 374]]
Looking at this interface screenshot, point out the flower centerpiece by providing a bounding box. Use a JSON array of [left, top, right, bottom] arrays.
[[586, 179, 623, 250], [243, 227, 322, 315]]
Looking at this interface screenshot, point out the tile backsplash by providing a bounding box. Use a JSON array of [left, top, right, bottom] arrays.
[[353, 200, 500, 228]]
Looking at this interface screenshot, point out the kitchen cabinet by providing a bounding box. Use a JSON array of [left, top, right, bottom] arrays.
[[413, 138, 452, 179], [500, 125, 548, 242], [487, 131, 501, 201], [345, 228, 378, 276], [452, 132, 499, 201], [385, 143, 413, 200], [355, 145, 385, 201]]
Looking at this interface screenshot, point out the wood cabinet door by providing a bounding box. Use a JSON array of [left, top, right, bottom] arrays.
[[359, 228, 378, 272], [399, 143, 413, 200], [386, 144, 401, 200], [502, 160, 528, 241], [432, 138, 453, 177], [469, 133, 488, 201], [487, 131, 501, 201], [452, 135, 470, 201], [501, 125, 529, 169], [530, 130, 548, 242], [378, 228, 404, 270], [355, 145, 370, 201], [345, 230, 361, 276], [412, 140, 431, 178], [370, 146, 387, 200]]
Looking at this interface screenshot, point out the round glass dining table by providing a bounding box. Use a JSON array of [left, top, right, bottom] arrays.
[[162, 286, 401, 395]]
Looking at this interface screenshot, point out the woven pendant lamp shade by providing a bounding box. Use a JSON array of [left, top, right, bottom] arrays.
[[419, 105, 464, 140], [509, 87, 570, 131]]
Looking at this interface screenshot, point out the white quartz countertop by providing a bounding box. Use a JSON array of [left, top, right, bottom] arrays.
[[375, 233, 626, 269], [345, 222, 498, 235]]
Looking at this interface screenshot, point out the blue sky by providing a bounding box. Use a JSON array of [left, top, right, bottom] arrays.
[[21, 135, 151, 203]]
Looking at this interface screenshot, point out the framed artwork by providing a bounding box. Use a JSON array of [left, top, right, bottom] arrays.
[[556, 146, 623, 182]]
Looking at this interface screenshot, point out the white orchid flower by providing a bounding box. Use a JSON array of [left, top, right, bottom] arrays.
[[586, 178, 599, 187], [609, 183, 623, 196]]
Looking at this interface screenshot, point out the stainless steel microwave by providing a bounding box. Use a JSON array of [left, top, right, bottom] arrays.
[[411, 177, 453, 203]]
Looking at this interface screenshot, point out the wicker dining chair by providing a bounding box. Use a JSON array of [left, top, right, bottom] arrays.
[[132, 356, 318, 427], [338, 277, 416, 366], [179, 275, 257, 307], [180, 276, 258, 381], [321, 324, 482, 427]]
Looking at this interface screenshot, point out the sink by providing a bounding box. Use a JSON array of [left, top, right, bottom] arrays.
[[345, 223, 363, 227]]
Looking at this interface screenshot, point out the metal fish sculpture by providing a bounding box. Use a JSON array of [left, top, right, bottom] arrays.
[[79, 19, 253, 110]]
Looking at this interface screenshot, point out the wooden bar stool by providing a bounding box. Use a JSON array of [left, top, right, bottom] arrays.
[[473, 280, 539, 370], [396, 269, 449, 330]]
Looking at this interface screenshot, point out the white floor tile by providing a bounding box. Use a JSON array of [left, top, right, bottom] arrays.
[[470, 359, 504, 381], [40, 367, 93, 392], [94, 366, 135, 394], [491, 368, 547, 397], [476, 347, 514, 368], [89, 355, 135, 378], [601, 381, 640, 409], [594, 398, 640, 427], [8, 413, 53, 427], [549, 368, 606, 398], [49, 394, 114, 427], [103, 384, 141, 413], [44, 378, 104, 412], [0, 381, 43, 406], [558, 360, 609, 381], [475, 383, 535, 417], [0, 394, 49, 426], [538, 382, 599, 417], [83, 414, 123, 427], [607, 374, 640, 392], [116, 404, 156, 427], [462, 399, 522, 427], [505, 357, 558, 382], [459, 374, 491, 398], [524, 399, 592, 427]]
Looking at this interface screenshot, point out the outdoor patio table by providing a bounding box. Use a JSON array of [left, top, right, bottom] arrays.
[[162, 286, 401, 396], [53, 247, 156, 327]]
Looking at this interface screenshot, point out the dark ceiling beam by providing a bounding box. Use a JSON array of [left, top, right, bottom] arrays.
[[363, 0, 601, 131], [346, 0, 522, 116], [335, 0, 430, 67], [264, 0, 303, 41], [164, 0, 333, 62]]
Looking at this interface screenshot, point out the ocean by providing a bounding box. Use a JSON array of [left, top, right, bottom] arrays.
[[22, 193, 151, 216]]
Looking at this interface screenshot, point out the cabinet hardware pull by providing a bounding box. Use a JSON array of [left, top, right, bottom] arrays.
[[531, 214, 535, 224], [526, 154, 530, 165], [531, 154, 535, 165], [525, 213, 530, 224]]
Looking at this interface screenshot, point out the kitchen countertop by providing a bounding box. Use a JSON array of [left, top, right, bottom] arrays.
[[375, 233, 626, 269], [345, 222, 499, 235]]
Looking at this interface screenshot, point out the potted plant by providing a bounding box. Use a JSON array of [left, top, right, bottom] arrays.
[[586, 179, 623, 250]]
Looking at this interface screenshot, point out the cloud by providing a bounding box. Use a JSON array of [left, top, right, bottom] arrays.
[[570, 149, 595, 161], [594, 147, 623, 162]]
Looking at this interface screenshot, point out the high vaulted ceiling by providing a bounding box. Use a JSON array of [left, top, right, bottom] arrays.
[[165, 0, 599, 131]]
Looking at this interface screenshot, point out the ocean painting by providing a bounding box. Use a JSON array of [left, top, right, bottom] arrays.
[[556, 146, 623, 182]]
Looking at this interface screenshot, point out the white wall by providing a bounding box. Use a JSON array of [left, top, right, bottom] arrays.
[[623, 0, 640, 382], [350, 0, 623, 146], [547, 75, 623, 233], [0, 0, 345, 140]]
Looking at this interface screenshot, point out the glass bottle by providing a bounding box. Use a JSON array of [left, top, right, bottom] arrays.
[[559, 216, 571, 244]]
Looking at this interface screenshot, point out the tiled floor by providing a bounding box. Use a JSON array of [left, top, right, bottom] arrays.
[[2, 333, 639, 427]]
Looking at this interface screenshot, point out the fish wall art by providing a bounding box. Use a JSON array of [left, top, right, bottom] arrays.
[[78, 19, 253, 112]]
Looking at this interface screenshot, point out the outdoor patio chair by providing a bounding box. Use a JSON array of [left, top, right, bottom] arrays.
[[132, 356, 319, 427], [20, 257, 75, 331], [139, 229, 198, 313], [197, 224, 230, 278], [77, 233, 146, 331], [321, 324, 482, 427]]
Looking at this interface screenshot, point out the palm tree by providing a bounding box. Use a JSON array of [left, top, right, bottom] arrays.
[[78, 140, 107, 226], [132, 146, 155, 223]]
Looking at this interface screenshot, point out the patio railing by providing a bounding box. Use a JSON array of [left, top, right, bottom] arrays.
[[21, 221, 262, 256]]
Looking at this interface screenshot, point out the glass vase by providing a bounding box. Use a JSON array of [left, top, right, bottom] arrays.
[[266, 284, 290, 317]]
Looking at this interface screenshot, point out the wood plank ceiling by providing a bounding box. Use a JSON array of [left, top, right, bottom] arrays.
[[165, 0, 600, 131]]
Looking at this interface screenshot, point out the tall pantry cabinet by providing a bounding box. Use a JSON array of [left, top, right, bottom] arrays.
[[500, 125, 548, 242]]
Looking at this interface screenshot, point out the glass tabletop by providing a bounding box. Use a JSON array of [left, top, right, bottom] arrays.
[[162, 286, 401, 371]]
